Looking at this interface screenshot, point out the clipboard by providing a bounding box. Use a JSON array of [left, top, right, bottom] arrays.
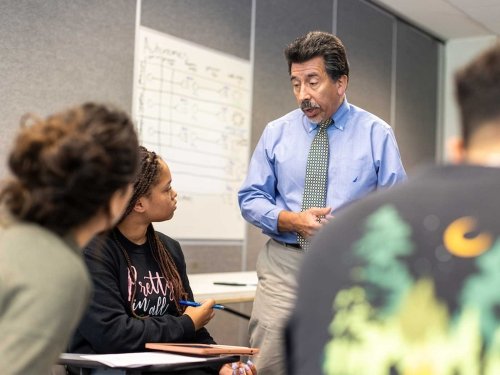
[[146, 343, 259, 356]]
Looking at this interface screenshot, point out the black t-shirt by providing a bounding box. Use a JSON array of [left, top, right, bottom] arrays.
[[70, 228, 215, 355], [115, 230, 179, 318], [286, 165, 500, 374]]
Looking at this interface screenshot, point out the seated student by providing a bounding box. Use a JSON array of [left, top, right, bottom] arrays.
[[285, 44, 500, 374], [70, 146, 256, 375], [0, 103, 139, 374]]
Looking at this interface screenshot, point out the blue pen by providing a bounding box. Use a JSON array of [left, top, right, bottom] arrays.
[[179, 300, 225, 310]]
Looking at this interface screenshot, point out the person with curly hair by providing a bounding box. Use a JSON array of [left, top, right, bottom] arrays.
[[0, 103, 139, 374]]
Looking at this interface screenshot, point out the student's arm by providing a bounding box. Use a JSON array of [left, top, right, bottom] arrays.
[[162, 234, 216, 345]]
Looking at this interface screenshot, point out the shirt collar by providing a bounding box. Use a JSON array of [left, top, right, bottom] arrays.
[[332, 97, 349, 130], [302, 96, 350, 133]]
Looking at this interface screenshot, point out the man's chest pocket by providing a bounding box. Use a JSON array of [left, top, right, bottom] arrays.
[[330, 159, 377, 202]]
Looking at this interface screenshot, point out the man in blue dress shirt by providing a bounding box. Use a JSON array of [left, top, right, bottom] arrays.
[[238, 31, 406, 375]]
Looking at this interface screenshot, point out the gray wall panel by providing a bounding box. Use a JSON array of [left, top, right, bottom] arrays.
[[141, 0, 252, 60], [337, 0, 394, 123], [395, 21, 439, 172], [0, 0, 136, 177], [252, 0, 333, 152]]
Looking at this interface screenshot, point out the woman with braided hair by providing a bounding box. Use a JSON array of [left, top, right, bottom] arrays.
[[70, 146, 257, 375], [0, 102, 139, 374]]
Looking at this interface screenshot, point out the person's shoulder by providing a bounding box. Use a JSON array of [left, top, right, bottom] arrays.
[[1, 222, 67, 254], [155, 231, 185, 264], [156, 231, 182, 250], [0, 223, 63, 266], [312, 165, 452, 251], [156, 231, 178, 244], [1, 221, 90, 285], [311, 174, 419, 251], [83, 232, 115, 258], [260, 109, 304, 145], [2, 221, 52, 238], [267, 108, 303, 129], [347, 102, 392, 131]]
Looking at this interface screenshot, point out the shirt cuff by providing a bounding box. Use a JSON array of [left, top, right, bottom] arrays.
[[262, 207, 283, 235]]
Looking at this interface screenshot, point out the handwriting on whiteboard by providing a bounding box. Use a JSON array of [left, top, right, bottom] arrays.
[[132, 27, 251, 239]]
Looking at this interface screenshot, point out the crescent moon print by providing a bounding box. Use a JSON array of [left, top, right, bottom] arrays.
[[443, 216, 493, 258]]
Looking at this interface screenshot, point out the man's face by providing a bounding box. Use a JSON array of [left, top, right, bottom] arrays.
[[290, 56, 346, 124]]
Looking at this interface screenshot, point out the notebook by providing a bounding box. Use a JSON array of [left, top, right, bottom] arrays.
[[145, 343, 259, 356]]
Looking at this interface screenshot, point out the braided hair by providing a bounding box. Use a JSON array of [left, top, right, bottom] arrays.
[[119, 146, 187, 316]]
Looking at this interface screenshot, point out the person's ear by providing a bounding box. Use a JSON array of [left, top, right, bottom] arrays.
[[335, 75, 348, 95], [133, 196, 147, 213], [448, 137, 466, 164]]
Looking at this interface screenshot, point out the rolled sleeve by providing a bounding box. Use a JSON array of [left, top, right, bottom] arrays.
[[238, 128, 282, 234], [374, 126, 407, 188]]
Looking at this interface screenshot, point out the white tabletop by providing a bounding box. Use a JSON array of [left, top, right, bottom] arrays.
[[188, 271, 258, 303]]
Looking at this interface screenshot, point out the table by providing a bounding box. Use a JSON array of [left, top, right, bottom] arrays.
[[188, 271, 257, 304], [188, 271, 257, 320], [59, 352, 239, 375]]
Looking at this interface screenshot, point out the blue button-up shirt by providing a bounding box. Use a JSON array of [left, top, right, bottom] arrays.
[[238, 98, 407, 244]]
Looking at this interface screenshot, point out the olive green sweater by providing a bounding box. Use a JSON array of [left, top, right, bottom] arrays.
[[0, 222, 91, 375]]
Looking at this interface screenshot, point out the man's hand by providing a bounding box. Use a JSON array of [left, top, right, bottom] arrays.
[[278, 207, 333, 238]]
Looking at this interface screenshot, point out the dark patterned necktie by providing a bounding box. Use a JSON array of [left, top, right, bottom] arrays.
[[298, 118, 333, 250]]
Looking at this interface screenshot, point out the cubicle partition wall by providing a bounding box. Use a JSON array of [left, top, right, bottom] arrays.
[[0, 0, 441, 345]]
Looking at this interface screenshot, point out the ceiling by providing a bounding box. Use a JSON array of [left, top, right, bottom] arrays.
[[370, 0, 500, 41]]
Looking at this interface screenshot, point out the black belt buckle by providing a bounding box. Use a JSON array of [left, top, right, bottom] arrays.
[[275, 240, 302, 249]]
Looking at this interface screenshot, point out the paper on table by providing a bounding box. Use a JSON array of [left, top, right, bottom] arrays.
[[81, 352, 208, 368]]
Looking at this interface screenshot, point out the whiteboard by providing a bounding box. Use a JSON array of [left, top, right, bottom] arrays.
[[132, 26, 252, 240]]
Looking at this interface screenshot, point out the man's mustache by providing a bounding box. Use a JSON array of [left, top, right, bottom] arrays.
[[300, 100, 320, 111]]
